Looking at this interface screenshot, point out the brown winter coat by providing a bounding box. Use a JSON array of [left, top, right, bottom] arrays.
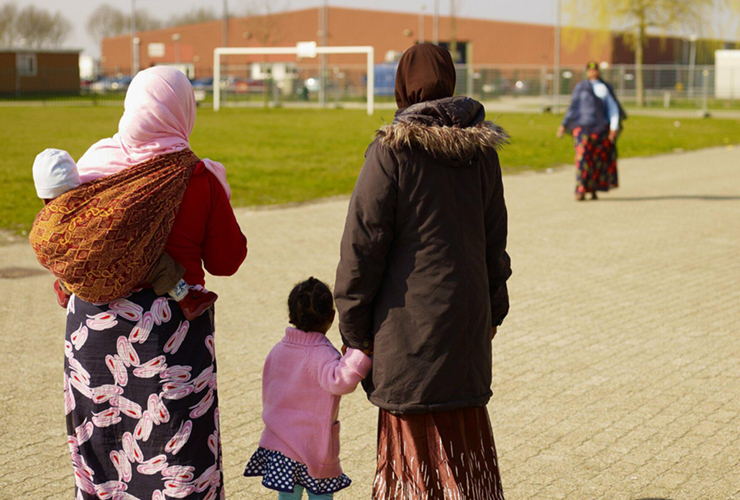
[[334, 96, 512, 413]]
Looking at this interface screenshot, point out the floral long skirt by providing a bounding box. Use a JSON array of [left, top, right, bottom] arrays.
[[64, 289, 224, 500], [372, 406, 505, 500], [573, 127, 619, 195]]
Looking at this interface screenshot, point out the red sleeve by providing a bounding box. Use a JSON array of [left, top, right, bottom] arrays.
[[202, 171, 248, 276]]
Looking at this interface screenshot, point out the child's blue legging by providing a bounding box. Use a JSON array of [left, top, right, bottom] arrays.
[[277, 485, 333, 500]]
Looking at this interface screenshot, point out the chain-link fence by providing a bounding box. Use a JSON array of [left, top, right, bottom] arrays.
[[2, 63, 739, 110], [463, 64, 739, 110]]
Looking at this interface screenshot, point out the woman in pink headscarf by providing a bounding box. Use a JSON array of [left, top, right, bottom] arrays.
[[56, 67, 247, 499]]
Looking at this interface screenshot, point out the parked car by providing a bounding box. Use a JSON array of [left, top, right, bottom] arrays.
[[90, 76, 132, 94], [481, 78, 532, 97], [303, 78, 338, 93], [219, 77, 266, 94], [191, 77, 214, 91]]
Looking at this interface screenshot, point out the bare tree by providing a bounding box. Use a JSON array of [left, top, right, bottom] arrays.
[[565, 0, 740, 106], [0, 3, 19, 48], [86, 3, 162, 57], [243, 0, 288, 47], [10, 4, 72, 49], [86, 4, 128, 46], [169, 7, 218, 27], [133, 10, 162, 32], [243, 0, 289, 105]]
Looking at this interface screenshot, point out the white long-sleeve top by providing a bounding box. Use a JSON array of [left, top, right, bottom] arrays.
[[591, 80, 620, 131]]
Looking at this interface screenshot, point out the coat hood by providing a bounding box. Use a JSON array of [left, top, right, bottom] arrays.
[[395, 43, 457, 109], [376, 96, 509, 163]]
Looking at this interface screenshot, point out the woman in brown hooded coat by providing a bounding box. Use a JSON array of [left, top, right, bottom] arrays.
[[334, 44, 511, 499]]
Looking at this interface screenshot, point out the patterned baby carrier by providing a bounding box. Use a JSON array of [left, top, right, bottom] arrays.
[[29, 149, 200, 304]]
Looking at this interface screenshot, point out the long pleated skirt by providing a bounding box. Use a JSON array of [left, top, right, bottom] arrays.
[[573, 126, 619, 195], [64, 288, 224, 500], [372, 406, 505, 500]]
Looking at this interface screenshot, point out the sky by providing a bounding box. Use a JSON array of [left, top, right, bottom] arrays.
[[9, 0, 740, 56]]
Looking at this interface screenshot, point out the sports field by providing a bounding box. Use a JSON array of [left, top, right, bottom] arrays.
[[1, 106, 739, 232]]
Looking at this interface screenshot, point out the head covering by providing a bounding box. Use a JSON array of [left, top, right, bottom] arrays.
[[395, 43, 457, 109], [76, 66, 231, 198], [33, 149, 81, 199], [586, 61, 600, 70]]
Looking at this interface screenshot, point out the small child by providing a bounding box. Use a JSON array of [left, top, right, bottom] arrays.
[[244, 277, 371, 500], [32, 148, 217, 320]]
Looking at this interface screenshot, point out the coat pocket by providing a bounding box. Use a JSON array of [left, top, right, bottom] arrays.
[[331, 420, 341, 459]]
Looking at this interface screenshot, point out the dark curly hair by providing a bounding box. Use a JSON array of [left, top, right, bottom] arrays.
[[288, 277, 335, 333]]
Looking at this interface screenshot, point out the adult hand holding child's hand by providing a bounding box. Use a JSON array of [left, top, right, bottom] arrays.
[[342, 344, 373, 357]]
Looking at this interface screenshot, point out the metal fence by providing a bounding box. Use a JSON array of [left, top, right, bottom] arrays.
[[2, 63, 739, 110], [463, 64, 739, 110]]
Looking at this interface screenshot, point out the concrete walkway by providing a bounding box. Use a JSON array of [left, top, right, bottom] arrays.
[[1, 146, 738, 500]]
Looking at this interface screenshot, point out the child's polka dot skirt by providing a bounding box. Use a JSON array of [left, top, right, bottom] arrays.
[[244, 447, 352, 495]]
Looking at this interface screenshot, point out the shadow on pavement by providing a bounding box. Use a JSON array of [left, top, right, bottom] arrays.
[[601, 195, 740, 202]]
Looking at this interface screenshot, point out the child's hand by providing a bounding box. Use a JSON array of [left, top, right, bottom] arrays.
[[341, 344, 374, 357]]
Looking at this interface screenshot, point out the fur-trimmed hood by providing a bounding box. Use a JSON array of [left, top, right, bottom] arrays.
[[376, 96, 509, 163]]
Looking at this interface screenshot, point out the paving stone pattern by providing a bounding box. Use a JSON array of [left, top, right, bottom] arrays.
[[1, 146, 738, 500]]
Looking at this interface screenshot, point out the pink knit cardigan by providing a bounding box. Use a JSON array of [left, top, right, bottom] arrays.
[[258, 328, 372, 478]]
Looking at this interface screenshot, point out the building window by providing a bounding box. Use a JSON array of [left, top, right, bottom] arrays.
[[16, 53, 37, 76], [438, 42, 468, 64]]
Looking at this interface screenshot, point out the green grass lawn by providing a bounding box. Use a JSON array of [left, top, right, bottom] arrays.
[[2, 106, 739, 232]]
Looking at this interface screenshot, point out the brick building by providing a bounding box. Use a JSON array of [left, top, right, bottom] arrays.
[[0, 49, 80, 95], [100, 6, 736, 77]]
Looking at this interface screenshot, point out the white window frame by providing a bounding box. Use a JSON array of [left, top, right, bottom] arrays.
[[16, 53, 38, 77]]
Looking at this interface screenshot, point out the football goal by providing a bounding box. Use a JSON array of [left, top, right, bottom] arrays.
[[213, 43, 375, 115]]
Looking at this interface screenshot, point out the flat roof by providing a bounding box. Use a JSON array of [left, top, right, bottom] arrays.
[[0, 48, 82, 54]]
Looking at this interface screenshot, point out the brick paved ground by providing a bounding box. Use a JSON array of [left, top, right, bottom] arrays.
[[1, 146, 738, 500]]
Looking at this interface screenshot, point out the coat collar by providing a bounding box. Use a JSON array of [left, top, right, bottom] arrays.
[[376, 97, 509, 162], [283, 327, 332, 346]]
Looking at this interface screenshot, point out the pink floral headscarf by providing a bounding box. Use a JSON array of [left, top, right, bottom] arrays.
[[77, 66, 231, 198]]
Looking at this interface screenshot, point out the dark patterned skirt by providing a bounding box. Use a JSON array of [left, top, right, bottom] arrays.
[[64, 288, 223, 500], [244, 447, 351, 494], [573, 127, 619, 195], [373, 406, 505, 500]]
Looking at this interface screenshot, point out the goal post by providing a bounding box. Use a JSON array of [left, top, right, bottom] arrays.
[[213, 44, 375, 115]]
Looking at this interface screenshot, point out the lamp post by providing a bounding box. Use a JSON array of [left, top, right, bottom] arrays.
[[222, 0, 228, 47], [133, 37, 140, 74], [688, 34, 698, 99], [318, 0, 328, 108], [701, 68, 710, 117], [433, 0, 439, 44], [172, 33, 181, 64], [131, 0, 139, 75], [553, 0, 562, 114]]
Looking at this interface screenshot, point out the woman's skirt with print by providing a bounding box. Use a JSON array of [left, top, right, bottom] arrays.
[[573, 127, 619, 195], [64, 288, 224, 500], [372, 406, 505, 500]]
